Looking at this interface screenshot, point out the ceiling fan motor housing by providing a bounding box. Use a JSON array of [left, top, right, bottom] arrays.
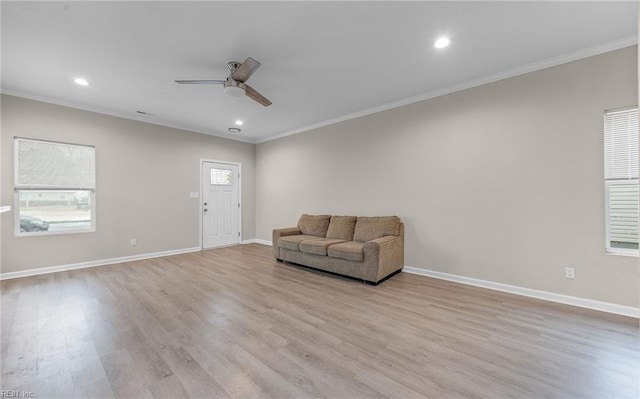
[[227, 61, 242, 71]]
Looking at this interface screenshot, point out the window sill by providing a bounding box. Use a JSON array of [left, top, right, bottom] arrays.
[[605, 250, 639, 258], [16, 227, 95, 238]]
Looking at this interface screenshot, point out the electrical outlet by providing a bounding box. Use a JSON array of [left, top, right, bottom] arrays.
[[131, 238, 137, 246], [565, 267, 575, 279]]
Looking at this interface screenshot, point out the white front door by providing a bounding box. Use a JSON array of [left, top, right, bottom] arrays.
[[202, 161, 240, 249]]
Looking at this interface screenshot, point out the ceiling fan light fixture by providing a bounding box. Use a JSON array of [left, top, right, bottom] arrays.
[[224, 85, 246, 98]]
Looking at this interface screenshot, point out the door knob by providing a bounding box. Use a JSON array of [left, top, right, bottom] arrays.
[[203, 208, 208, 213]]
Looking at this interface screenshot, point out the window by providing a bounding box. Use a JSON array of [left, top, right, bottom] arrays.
[[14, 138, 96, 235], [604, 107, 638, 255], [211, 168, 232, 185]]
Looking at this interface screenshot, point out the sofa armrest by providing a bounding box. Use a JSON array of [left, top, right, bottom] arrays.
[[274, 227, 302, 237], [363, 235, 404, 282], [272, 227, 302, 259]]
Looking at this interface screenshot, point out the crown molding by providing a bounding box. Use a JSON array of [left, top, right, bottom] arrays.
[[257, 35, 638, 144], [0, 89, 256, 144], [2, 36, 636, 146]]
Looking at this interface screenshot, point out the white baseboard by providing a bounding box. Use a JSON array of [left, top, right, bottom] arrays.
[[241, 239, 272, 246], [1, 241, 272, 280], [4, 245, 635, 318], [403, 266, 639, 319], [0, 247, 202, 280]]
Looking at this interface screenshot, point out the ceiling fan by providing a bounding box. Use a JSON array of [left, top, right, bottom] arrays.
[[175, 57, 272, 107]]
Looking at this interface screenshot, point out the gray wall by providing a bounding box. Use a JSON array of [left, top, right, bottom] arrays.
[[1, 95, 255, 273], [2, 47, 637, 308], [256, 46, 639, 307]]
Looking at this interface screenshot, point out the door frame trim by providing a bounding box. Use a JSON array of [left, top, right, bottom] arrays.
[[199, 158, 242, 250]]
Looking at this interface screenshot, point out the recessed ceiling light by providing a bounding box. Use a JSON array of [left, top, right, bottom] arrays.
[[228, 127, 241, 133], [434, 37, 450, 49], [74, 77, 90, 86], [235, 120, 243, 126]]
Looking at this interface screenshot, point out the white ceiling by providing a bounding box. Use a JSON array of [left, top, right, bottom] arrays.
[[2, 2, 637, 143]]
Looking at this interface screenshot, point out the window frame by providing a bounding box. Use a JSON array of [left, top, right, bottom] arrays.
[[14, 137, 96, 237], [603, 107, 639, 256]]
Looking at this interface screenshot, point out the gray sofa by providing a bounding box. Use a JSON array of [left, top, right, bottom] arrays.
[[272, 214, 404, 284]]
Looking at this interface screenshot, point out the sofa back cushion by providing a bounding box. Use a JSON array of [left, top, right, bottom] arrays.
[[326, 216, 357, 240], [297, 214, 331, 237], [353, 216, 401, 243]]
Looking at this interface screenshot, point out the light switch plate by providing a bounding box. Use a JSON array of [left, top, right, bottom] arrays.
[[190, 192, 199, 199]]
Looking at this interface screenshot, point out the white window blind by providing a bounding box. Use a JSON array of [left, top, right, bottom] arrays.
[[604, 107, 639, 254], [604, 108, 638, 180], [15, 138, 95, 189]]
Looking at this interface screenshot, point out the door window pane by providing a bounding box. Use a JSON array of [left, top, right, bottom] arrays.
[[211, 169, 232, 185]]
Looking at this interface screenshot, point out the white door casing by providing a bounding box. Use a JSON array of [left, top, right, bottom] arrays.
[[201, 161, 240, 249]]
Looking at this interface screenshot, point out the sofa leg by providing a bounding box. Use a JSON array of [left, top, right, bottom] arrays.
[[368, 269, 402, 285]]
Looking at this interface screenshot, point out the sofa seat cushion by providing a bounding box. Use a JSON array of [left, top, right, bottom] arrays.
[[299, 238, 347, 256], [298, 214, 331, 237], [278, 235, 318, 251], [326, 216, 357, 240], [353, 216, 401, 243], [327, 241, 364, 262]]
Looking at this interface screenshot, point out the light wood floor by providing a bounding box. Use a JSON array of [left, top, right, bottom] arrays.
[[1, 244, 638, 398]]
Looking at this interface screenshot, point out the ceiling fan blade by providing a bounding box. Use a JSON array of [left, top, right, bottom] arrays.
[[231, 57, 261, 82], [245, 84, 272, 107], [174, 80, 225, 84]]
